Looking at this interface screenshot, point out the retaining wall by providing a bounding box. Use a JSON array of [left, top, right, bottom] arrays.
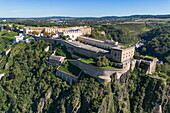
[[69, 60, 131, 83], [56, 69, 78, 85]]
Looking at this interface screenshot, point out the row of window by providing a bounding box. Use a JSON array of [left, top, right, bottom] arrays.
[[123, 51, 134, 56]]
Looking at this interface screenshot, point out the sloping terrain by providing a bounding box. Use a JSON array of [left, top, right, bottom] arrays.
[[0, 40, 169, 113]]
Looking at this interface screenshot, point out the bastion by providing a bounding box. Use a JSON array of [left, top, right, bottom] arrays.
[[69, 60, 131, 83]]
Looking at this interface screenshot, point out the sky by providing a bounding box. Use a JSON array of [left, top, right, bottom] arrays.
[[0, 0, 170, 17]]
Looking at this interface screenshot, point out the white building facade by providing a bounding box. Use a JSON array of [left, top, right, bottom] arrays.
[[58, 29, 83, 40]]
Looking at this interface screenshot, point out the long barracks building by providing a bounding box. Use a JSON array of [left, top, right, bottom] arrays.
[[77, 36, 135, 63], [24, 26, 92, 35]]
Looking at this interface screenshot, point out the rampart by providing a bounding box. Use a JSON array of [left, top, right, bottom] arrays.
[[134, 56, 157, 74], [69, 60, 131, 83]]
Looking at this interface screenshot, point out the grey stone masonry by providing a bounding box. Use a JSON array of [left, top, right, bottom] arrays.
[[56, 69, 78, 85]]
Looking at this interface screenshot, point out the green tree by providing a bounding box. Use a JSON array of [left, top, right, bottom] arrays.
[[96, 56, 111, 67], [43, 32, 50, 37], [32, 31, 39, 35]]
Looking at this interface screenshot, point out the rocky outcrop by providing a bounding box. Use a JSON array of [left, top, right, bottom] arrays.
[[0, 73, 5, 80], [37, 90, 52, 113], [152, 104, 162, 113]]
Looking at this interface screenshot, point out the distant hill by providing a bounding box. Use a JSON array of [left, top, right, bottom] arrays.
[[1, 14, 170, 21]]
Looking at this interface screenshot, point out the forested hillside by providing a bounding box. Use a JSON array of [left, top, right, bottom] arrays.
[[90, 24, 159, 45], [0, 30, 18, 53], [0, 40, 169, 113], [139, 26, 170, 64]]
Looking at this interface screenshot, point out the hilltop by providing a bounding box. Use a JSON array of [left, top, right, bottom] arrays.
[[0, 23, 170, 113], [0, 40, 169, 112]]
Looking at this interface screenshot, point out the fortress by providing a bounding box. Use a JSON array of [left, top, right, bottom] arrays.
[[39, 37, 157, 84], [30, 26, 157, 84]]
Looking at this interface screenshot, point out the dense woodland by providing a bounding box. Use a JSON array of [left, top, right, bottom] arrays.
[[138, 26, 170, 64], [0, 22, 169, 112], [89, 24, 155, 44], [0, 30, 18, 53], [0, 40, 169, 112]]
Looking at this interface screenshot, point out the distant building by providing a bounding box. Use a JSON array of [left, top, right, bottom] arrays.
[[2, 20, 6, 22], [58, 29, 83, 40], [24, 26, 92, 36], [25, 38, 33, 43], [14, 34, 34, 43], [14, 35, 24, 43], [78, 36, 119, 49], [0, 24, 4, 32], [24, 27, 45, 35], [52, 33, 59, 38]]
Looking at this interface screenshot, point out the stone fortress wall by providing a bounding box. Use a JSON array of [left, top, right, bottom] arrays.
[[147, 58, 157, 74], [133, 56, 157, 74], [56, 58, 156, 84], [69, 60, 131, 83], [56, 69, 78, 85]]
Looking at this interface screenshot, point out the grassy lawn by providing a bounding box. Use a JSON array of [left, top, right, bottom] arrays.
[[121, 46, 131, 49], [24, 36, 35, 39], [139, 55, 155, 59], [58, 62, 70, 73], [58, 62, 81, 76], [78, 58, 95, 64], [99, 66, 118, 69], [55, 45, 72, 58], [131, 58, 136, 60], [145, 56, 155, 59], [78, 58, 118, 69], [0, 30, 18, 53], [162, 19, 170, 22], [0, 70, 6, 74]]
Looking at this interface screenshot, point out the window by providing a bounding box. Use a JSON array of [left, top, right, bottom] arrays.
[[115, 53, 117, 57]]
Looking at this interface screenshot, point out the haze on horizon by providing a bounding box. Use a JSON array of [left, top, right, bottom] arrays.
[[0, 0, 170, 17]]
